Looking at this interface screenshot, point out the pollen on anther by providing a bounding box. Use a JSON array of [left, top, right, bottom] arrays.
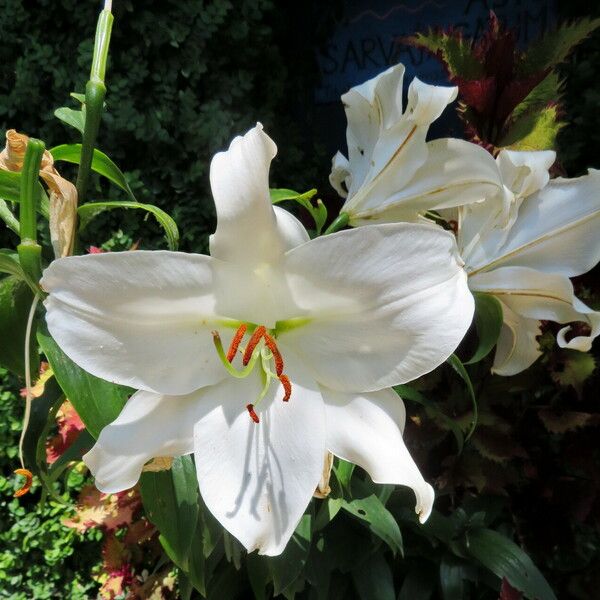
[[227, 324, 247, 362], [13, 468, 33, 498], [243, 326, 266, 365], [279, 374, 292, 402], [263, 333, 284, 376], [246, 403, 260, 424]]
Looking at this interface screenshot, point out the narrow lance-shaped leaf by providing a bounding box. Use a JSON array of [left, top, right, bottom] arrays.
[[0, 169, 50, 218], [78, 201, 179, 250], [465, 528, 556, 600], [446, 354, 478, 441], [50, 144, 137, 202], [465, 292, 504, 364]]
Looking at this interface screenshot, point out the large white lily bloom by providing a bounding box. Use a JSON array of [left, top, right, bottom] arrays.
[[330, 63, 504, 225], [460, 149, 600, 375], [41, 125, 474, 556]]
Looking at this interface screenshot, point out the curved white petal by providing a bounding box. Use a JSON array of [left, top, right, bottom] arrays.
[[84, 388, 208, 493], [349, 138, 503, 224], [209, 124, 287, 266], [470, 266, 600, 355], [322, 386, 434, 523], [496, 149, 556, 199], [273, 206, 310, 250], [281, 223, 474, 392], [194, 354, 326, 556], [329, 151, 350, 198], [491, 302, 542, 376], [405, 77, 458, 126], [469, 169, 600, 277], [42, 251, 228, 395]]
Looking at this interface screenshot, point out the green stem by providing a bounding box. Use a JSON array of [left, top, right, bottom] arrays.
[[18, 139, 45, 285], [18, 139, 45, 242], [324, 212, 350, 235], [75, 6, 113, 206]]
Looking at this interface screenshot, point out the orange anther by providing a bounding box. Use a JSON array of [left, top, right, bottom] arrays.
[[246, 403, 260, 424], [226, 324, 247, 362], [279, 374, 292, 402], [263, 333, 284, 376], [13, 468, 33, 497], [243, 326, 266, 365]]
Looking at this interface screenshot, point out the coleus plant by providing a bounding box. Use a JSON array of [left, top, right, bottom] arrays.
[[405, 12, 600, 153], [1, 2, 598, 599]]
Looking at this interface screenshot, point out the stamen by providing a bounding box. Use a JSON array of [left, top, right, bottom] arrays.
[[263, 333, 284, 376], [226, 324, 247, 362], [279, 374, 292, 402], [13, 468, 33, 497], [246, 403, 260, 424], [243, 326, 266, 365], [212, 331, 260, 378]]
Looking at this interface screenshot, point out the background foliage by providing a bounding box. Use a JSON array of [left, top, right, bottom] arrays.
[[1, 1, 600, 598]]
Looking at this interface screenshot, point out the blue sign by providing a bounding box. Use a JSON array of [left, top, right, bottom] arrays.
[[316, 0, 556, 104]]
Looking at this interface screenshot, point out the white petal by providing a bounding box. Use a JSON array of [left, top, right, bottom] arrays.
[[349, 138, 503, 224], [404, 77, 458, 126], [273, 205, 310, 250], [209, 124, 287, 266], [496, 149, 556, 199], [42, 251, 227, 395], [84, 388, 208, 493], [281, 223, 474, 392], [491, 302, 542, 376], [469, 169, 600, 277], [329, 151, 350, 198], [470, 266, 600, 355], [194, 353, 326, 556], [322, 386, 434, 523]]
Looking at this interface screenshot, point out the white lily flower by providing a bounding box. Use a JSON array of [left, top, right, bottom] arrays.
[[41, 124, 474, 556], [459, 149, 600, 375], [330, 63, 504, 225]]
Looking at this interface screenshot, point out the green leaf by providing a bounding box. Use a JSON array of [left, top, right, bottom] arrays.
[[0, 199, 19, 235], [270, 188, 317, 204], [352, 552, 396, 600], [333, 458, 354, 496], [500, 105, 564, 151], [314, 496, 343, 532], [511, 73, 563, 122], [47, 429, 95, 481], [404, 30, 483, 79], [398, 564, 436, 600], [270, 187, 327, 235], [37, 326, 130, 438], [519, 18, 600, 76], [0, 250, 39, 295], [465, 528, 556, 600], [0, 169, 49, 218], [395, 384, 464, 453], [50, 144, 137, 202], [54, 107, 85, 135], [0, 275, 38, 376], [78, 201, 179, 250], [140, 456, 200, 572], [466, 292, 504, 365], [341, 480, 403, 555], [269, 513, 312, 595], [439, 555, 467, 600], [446, 354, 478, 441]]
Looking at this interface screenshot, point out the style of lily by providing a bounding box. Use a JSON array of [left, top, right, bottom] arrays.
[[41, 124, 474, 556], [459, 149, 600, 375], [329, 63, 504, 226]]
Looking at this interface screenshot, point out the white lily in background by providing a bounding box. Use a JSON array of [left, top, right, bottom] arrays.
[[329, 63, 504, 225], [42, 124, 474, 556], [459, 149, 600, 375]]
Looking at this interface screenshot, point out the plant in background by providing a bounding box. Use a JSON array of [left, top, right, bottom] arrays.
[[1, 3, 600, 600]]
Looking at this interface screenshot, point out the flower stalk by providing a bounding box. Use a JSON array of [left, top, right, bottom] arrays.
[[75, 4, 113, 205], [17, 138, 45, 284], [324, 212, 349, 235]]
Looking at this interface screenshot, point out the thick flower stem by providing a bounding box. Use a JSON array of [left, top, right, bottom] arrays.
[[75, 6, 113, 206], [17, 138, 45, 284], [324, 212, 349, 235]]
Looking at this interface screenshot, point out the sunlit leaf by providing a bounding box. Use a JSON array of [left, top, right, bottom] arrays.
[[78, 201, 179, 250]]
